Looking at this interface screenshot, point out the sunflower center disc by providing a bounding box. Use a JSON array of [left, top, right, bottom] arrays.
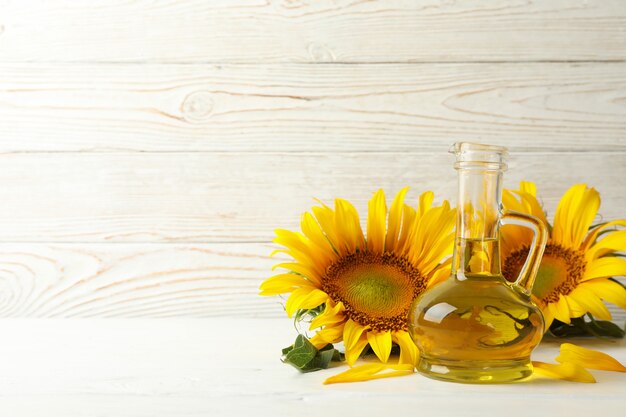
[[322, 252, 425, 331], [503, 243, 586, 303]]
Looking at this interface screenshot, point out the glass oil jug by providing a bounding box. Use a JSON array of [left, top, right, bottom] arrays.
[[408, 143, 548, 383]]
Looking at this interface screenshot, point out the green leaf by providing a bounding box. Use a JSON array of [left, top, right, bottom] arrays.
[[548, 315, 625, 339], [586, 314, 625, 338], [281, 334, 343, 373]]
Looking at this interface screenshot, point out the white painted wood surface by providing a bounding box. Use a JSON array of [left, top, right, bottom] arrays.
[[1, 63, 626, 152], [1, 1, 626, 63], [0, 319, 624, 417], [0, 1, 624, 326]]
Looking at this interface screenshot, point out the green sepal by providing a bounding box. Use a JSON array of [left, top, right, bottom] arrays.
[[281, 334, 343, 373]]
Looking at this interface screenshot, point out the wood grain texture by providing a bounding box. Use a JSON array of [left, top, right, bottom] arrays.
[[1, 1, 626, 63], [0, 152, 623, 243], [0, 243, 623, 321], [0, 319, 624, 416], [1, 63, 626, 152], [1, 1, 626, 323], [0, 243, 282, 318]]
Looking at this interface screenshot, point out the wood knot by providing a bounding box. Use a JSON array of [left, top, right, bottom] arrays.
[[181, 91, 214, 122], [307, 42, 336, 63]]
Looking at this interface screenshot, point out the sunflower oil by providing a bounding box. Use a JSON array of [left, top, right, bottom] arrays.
[[408, 143, 547, 384], [408, 242, 544, 383]]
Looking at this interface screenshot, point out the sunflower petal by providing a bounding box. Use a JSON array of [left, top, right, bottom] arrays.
[[311, 203, 341, 253], [582, 220, 626, 251], [309, 301, 345, 330], [552, 184, 600, 249], [335, 198, 366, 255], [273, 230, 326, 278], [565, 296, 586, 318], [367, 189, 387, 253], [396, 204, 417, 253], [394, 330, 419, 366], [323, 363, 414, 385], [519, 181, 537, 197], [556, 343, 626, 372], [540, 302, 555, 329], [345, 333, 369, 366], [272, 262, 318, 279], [259, 273, 315, 296], [309, 323, 344, 348], [583, 279, 626, 310], [367, 330, 393, 363], [567, 286, 612, 320], [586, 230, 626, 261], [386, 187, 409, 252], [417, 191, 434, 219], [426, 259, 452, 288], [583, 257, 626, 281], [300, 212, 336, 261], [553, 296, 572, 324], [285, 288, 328, 317], [342, 319, 364, 350], [532, 361, 596, 383]]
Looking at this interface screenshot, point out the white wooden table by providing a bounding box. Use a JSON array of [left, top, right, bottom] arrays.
[[0, 318, 623, 417]]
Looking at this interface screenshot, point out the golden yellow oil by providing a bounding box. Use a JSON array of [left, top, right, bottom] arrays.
[[408, 239, 544, 383]]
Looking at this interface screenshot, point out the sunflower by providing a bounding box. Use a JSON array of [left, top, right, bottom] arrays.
[[260, 188, 456, 367], [501, 182, 626, 329]]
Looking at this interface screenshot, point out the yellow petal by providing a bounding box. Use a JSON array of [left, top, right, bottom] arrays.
[[259, 273, 315, 296], [285, 288, 328, 317], [553, 296, 572, 324], [582, 220, 626, 251], [556, 343, 626, 372], [416, 191, 434, 219], [552, 184, 600, 249], [519, 181, 537, 197], [396, 204, 417, 253], [309, 301, 345, 330], [367, 189, 387, 253], [584, 279, 626, 310], [426, 259, 452, 289], [335, 198, 365, 255], [416, 207, 456, 274], [345, 333, 369, 367], [394, 330, 419, 367], [273, 230, 326, 278], [367, 330, 393, 363], [386, 187, 409, 252], [343, 319, 366, 351], [586, 230, 626, 261], [300, 212, 336, 261], [410, 204, 451, 268], [583, 257, 626, 281], [323, 363, 414, 385], [309, 323, 344, 348], [311, 203, 341, 253], [568, 286, 612, 320], [565, 295, 586, 318], [271, 262, 320, 285], [418, 203, 454, 262], [531, 361, 596, 383]]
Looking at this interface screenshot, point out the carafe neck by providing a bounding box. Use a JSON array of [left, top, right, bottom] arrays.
[[450, 143, 508, 278]]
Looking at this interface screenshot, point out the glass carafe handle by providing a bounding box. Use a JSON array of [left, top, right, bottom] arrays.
[[500, 210, 548, 296]]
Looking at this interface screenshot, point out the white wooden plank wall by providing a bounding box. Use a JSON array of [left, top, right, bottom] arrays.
[[0, 1, 624, 320]]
